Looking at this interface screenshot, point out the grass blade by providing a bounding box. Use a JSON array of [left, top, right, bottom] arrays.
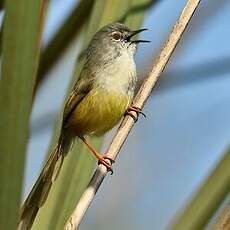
[[170, 148, 230, 230], [0, 0, 46, 229], [36, 0, 94, 90]]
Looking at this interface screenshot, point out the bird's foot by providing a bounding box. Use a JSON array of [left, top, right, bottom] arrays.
[[126, 105, 146, 123], [97, 156, 115, 174], [80, 137, 115, 174]]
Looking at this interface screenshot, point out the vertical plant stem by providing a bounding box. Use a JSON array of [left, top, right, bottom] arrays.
[[0, 0, 46, 229]]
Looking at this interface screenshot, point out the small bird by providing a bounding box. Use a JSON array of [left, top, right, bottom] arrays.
[[19, 22, 149, 229]]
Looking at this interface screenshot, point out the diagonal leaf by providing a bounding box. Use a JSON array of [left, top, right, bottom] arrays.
[[170, 148, 230, 230], [0, 0, 47, 229], [35, 0, 94, 91], [32, 0, 154, 229]]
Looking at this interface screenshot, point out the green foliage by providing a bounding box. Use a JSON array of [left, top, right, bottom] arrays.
[[0, 0, 46, 229], [170, 148, 230, 230], [36, 0, 94, 89]]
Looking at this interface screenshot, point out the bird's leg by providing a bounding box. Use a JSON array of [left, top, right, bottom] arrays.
[[79, 137, 115, 174], [126, 105, 146, 123]]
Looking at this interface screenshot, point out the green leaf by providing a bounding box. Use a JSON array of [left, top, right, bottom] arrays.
[[32, 0, 153, 229], [36, 0, 94, 90], [0, 0, 46, 229], [170, 148, 230, 230]]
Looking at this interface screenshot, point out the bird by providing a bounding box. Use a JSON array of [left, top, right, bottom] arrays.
[[19, 22, 149, 229]]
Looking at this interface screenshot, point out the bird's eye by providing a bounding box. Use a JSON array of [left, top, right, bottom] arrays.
[[112, 32, 122, 41]]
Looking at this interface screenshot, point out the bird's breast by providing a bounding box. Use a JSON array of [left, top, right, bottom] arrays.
[[67, 87, 132, 136], [95, 52, 137, 96]]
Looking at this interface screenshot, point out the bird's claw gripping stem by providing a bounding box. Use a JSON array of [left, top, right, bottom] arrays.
[[126, 105, 146, 123], [97, 156, 115, 175]]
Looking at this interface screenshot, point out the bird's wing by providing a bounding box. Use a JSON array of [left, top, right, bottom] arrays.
[[62, 72, 94, 125], [62, 90, 86, 124]]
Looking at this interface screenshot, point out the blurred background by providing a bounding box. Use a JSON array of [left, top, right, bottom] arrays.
[[1, 0, 230, 229]]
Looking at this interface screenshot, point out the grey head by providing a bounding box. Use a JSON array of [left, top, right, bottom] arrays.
[[85, 22, 149, 67]]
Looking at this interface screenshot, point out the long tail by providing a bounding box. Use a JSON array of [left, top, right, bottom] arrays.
[[18, 131, 73, 230]]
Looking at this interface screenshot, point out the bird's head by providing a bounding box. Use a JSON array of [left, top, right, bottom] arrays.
[[87, 22, 149, 60]]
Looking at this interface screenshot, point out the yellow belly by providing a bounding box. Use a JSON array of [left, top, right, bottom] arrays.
[[67, 88, 131, 136]]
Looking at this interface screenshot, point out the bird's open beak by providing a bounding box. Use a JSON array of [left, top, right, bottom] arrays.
[[129, 28, 150, 44]]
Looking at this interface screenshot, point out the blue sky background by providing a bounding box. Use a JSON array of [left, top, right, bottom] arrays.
[[24, 0, 230, 229]]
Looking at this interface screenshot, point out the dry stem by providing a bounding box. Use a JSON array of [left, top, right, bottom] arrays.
[[65, 0, 201, 229], [214, 203, 230, 230]]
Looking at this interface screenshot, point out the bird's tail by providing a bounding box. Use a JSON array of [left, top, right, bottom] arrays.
[[18, 131, 73, 230]]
